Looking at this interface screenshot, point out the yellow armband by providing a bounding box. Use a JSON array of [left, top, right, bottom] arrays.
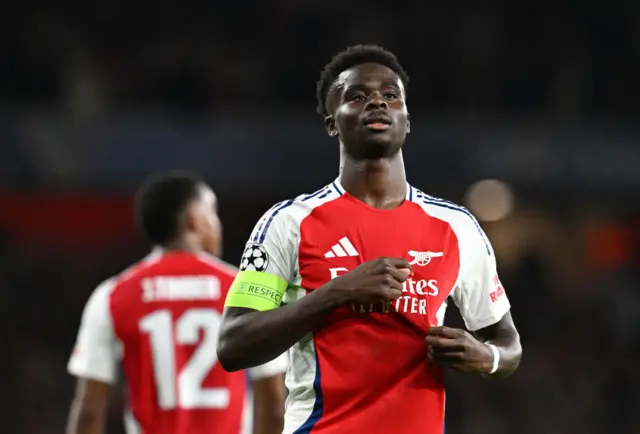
[[225, 270, 288, 311]]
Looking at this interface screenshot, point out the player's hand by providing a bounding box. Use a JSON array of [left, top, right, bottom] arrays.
[[425, 327, 493, 374], [327, 257, 411, 305]]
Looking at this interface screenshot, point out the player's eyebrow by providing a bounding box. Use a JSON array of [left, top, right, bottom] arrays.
[[345, 81, 402, 92], [343, 83, 368, 93], [382, 81, 403, 90]]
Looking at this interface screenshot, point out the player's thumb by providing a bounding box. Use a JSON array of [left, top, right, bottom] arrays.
[[390, 257, 412, 271]]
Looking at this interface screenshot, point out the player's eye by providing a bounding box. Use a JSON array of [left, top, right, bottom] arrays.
[[384, 92, 398, 100], [350, 94, 366, 102]]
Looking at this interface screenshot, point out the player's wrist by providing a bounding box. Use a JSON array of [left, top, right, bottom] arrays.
[[481, 343, 500, 376], [319, 279, 353, 306]]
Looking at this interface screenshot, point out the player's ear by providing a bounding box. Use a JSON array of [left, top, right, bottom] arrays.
[[183, 201, 202, 234], [325, 115, 338, 137], [406, 113, 411, 134]]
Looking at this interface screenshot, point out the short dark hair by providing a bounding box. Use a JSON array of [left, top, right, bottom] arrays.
[[135, 171, 203, 245], [316, 44, 409, 116]]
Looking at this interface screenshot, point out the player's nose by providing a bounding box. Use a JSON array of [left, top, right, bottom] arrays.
[[365, 92, 388, 111]]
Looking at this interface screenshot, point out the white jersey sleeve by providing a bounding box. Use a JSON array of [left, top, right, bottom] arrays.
[[451, 217, 511, 331], [239, 200, 299, 282], [247, 352, 289, 381], [67, 279, 121, 383]]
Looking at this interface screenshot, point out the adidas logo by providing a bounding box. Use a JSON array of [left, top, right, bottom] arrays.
[[324, 237, 359, 258]]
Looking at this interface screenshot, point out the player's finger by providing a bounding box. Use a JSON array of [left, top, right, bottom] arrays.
[[384, 287, 402, 300], [380, 273, 404, 294], [425, 336, 446, 347], [384, 257, 412, 271], [399, 268, 411, 277], [427, 327, 444, 336], [430, 351, 465, 362], [425, 336, 465, 350], [384, 266, 411, 283], [428, 326, 461, 338]]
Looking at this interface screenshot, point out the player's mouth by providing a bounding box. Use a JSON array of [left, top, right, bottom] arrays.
[[363, 115, 392, 131]]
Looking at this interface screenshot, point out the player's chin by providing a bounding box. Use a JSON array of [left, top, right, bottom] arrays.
[[359, 133, 402, 158], [361, 125, 404, 141]]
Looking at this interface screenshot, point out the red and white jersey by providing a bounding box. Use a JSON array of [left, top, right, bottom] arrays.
[[239, 179, 511, 434], [68, 251, 288, 434]]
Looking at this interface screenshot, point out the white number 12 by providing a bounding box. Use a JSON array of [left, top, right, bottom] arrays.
[[140, 308, 229, 409]]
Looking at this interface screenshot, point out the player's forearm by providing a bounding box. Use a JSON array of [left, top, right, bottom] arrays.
[[218, 286, 344, 371], [484, 327, 521, 378], [252, 375, 286, 434], [66, 402, 104, 434], [253, 406, 285, 434], [66, 379, 110, 434], [473, 312, 521, 378]]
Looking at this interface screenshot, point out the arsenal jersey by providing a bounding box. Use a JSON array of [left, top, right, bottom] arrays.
[[237, 179, 511, 434], [68, 251, 288, 434]]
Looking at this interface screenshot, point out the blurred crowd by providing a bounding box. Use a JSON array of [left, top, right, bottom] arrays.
[[447, 210, 640, 434], [2, 1, 640, 116]]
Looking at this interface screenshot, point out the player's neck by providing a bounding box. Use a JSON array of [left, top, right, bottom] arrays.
[[159, 238, 201, 255], [339, 149, 407, 210]]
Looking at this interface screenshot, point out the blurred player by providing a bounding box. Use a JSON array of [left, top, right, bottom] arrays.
[[217, 45, 522, 434], [66, 171, 287, 434]]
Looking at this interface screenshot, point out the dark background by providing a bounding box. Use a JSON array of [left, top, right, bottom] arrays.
[[1, 1, 639, 433]]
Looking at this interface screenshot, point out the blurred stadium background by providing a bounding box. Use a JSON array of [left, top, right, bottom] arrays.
[[2, 1, 639, 433]]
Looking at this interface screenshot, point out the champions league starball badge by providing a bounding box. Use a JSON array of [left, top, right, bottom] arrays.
[[240, 243, 269, 272]]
